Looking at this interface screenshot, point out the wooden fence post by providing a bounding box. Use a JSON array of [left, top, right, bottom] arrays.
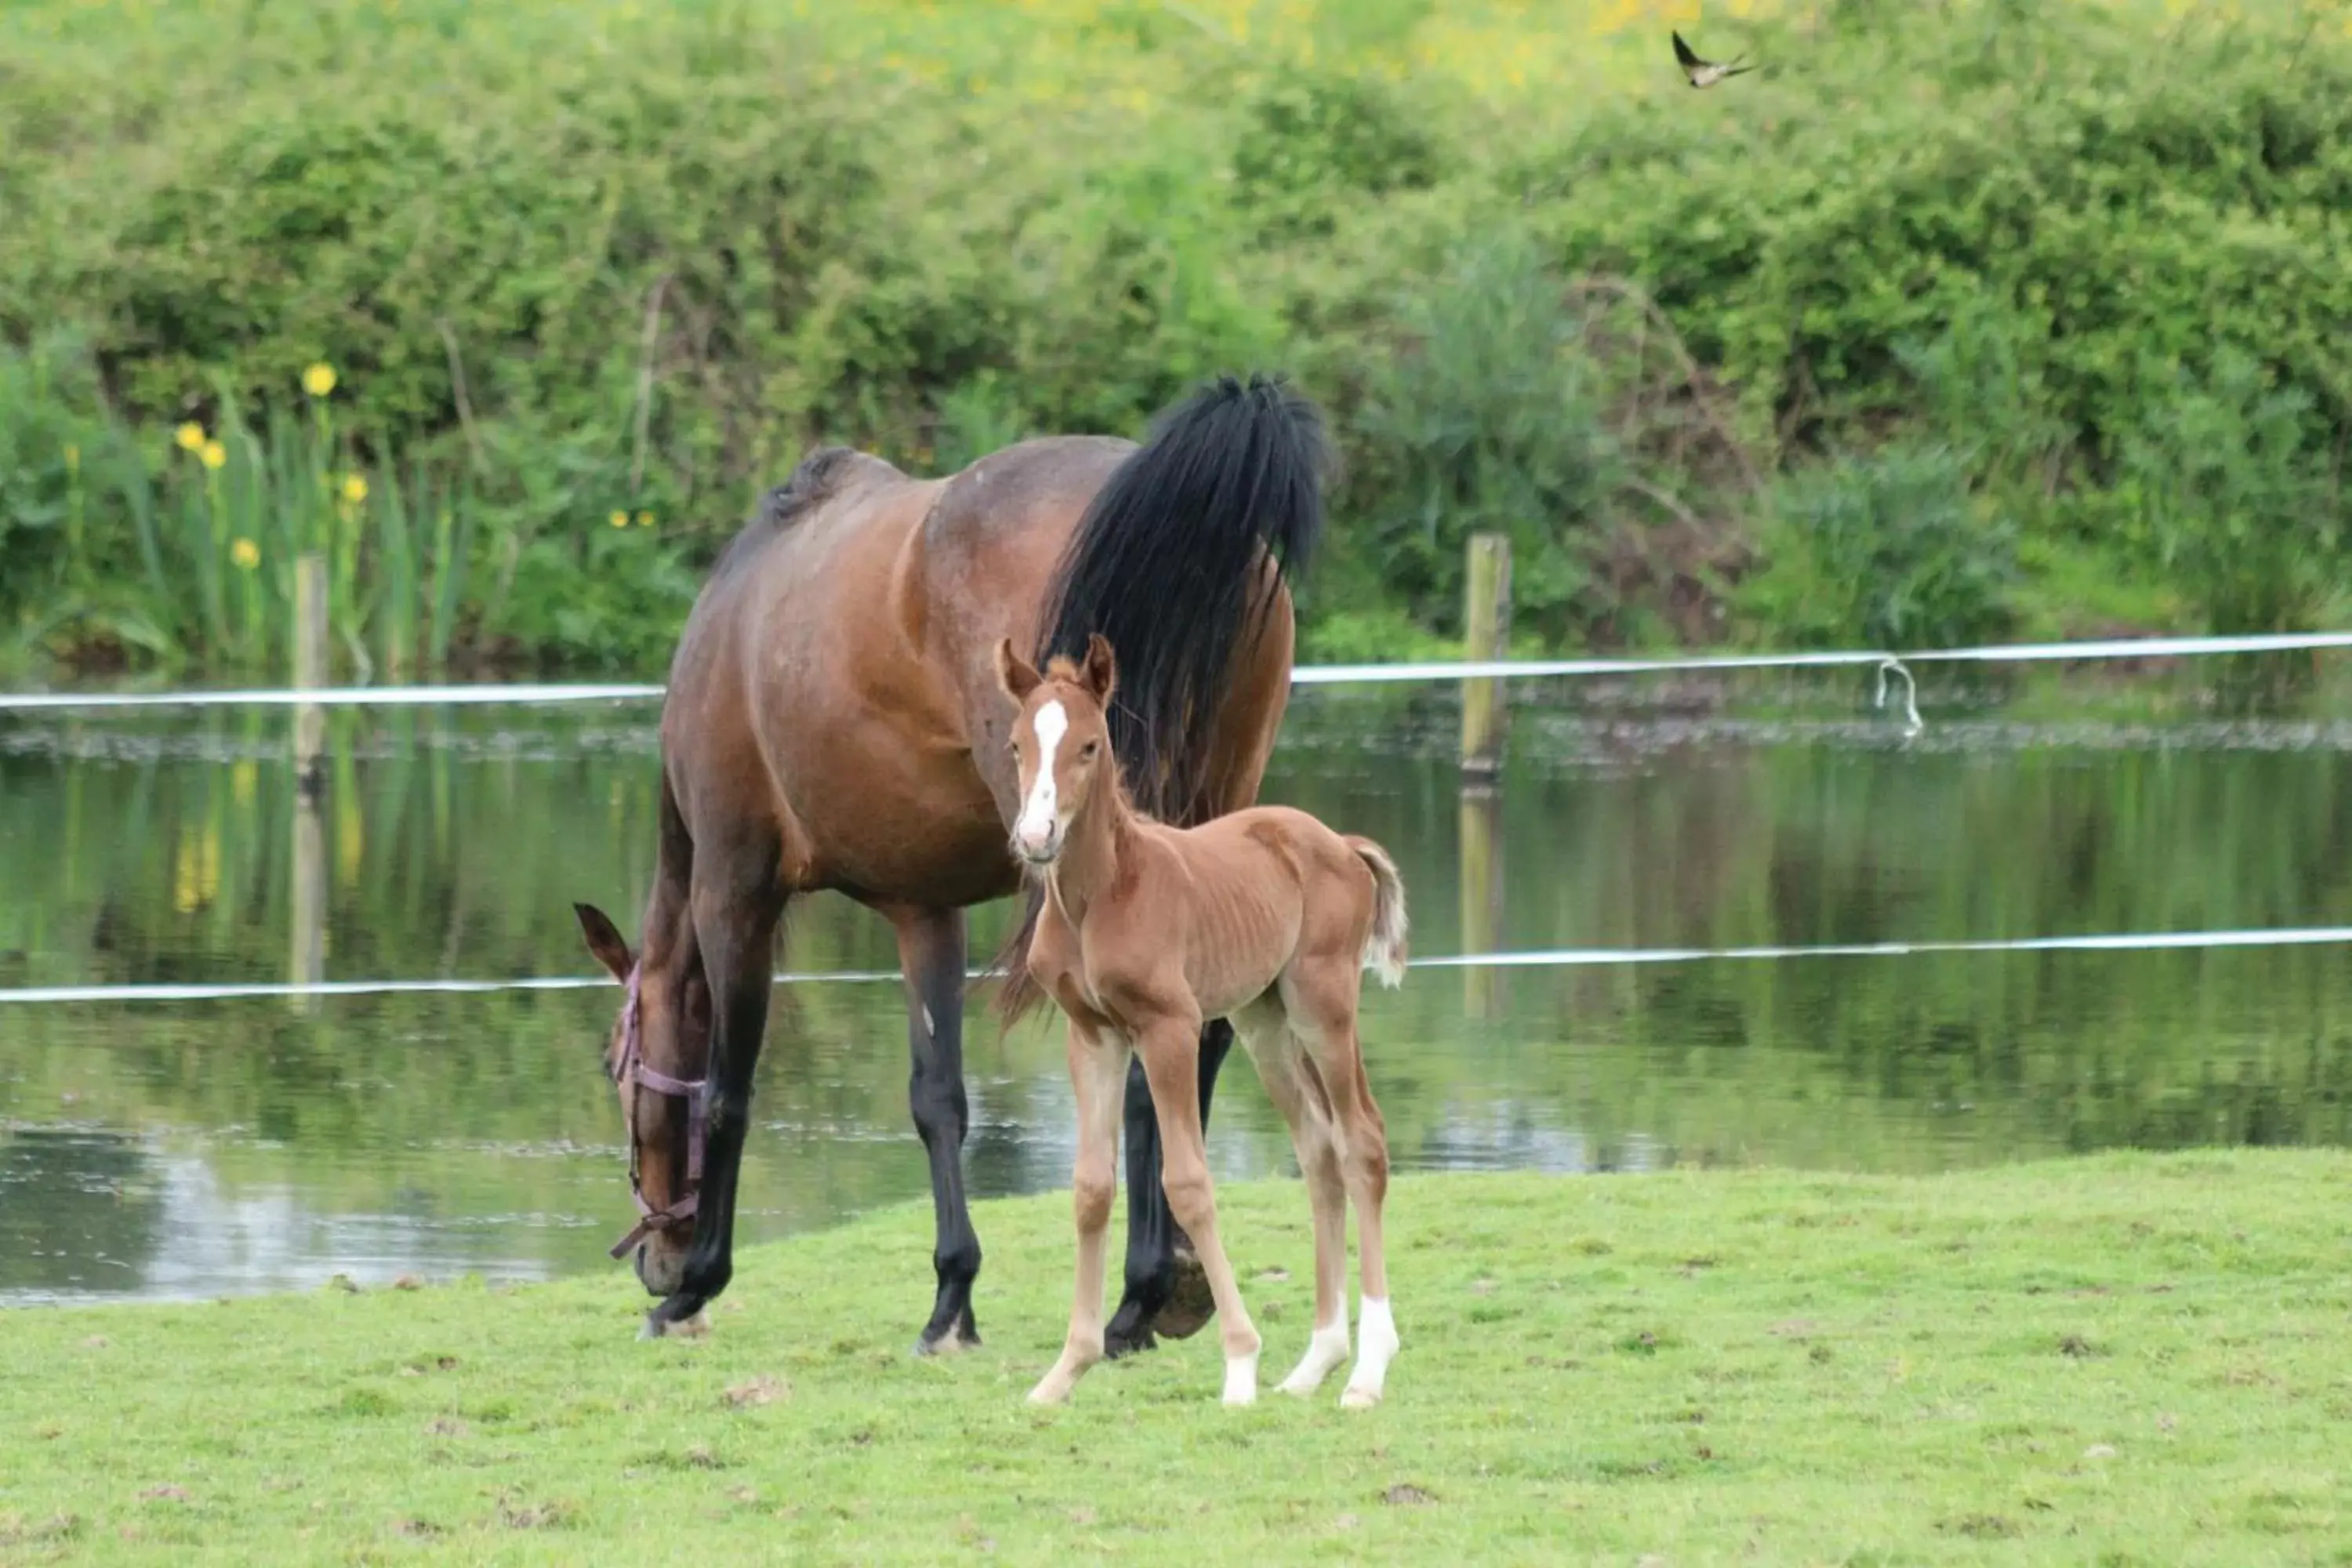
[[292, 552, 328, 797], [1460, 533, 1512, 780], [289, 550, 330, 1011]]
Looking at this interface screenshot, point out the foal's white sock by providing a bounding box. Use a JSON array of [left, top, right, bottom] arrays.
[[1222, 1346, 1261, 1407], [1341, 1296, 1399, 1408], [1279, 1313, 1352, 1396]]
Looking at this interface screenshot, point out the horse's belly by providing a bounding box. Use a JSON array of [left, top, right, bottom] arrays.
[[775, 739, 1015, 906]]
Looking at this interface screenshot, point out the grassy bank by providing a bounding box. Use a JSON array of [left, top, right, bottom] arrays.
[[2, 0, 2349, 677], [5, 1156, 2350, 1563]]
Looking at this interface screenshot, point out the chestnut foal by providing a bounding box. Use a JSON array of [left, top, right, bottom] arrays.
[[996, 634, 1407, 1409]]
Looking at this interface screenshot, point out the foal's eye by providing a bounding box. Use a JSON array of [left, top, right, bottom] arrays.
[[1080, 741, 1100, 760]]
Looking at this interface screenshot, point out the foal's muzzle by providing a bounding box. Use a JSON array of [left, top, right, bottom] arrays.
[[1012, 827, 1062, 866]]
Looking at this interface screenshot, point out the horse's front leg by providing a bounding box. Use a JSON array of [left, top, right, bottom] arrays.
[[1104, 1017, 1234, 1357], [889, 904, 983, 1355], [646, 855, 785, 1336]]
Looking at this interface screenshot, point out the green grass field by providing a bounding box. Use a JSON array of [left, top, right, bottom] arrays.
[[5, 1155, 2350, 1564]]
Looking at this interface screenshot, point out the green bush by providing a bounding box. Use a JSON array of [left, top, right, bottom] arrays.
[[0, 0, 2347, 675], [1738, 441, 2018, 652]]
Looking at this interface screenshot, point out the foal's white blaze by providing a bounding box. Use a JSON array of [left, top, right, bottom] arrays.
[[1341, 1296, 1399, 1409], [1014, 699, 1069, 858]]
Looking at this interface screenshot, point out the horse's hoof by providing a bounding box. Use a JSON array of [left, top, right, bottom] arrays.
[[641, 1308, 710, 1341], [1102, 1316, 1159, 1359], [1149, 1250, 1216, 1341], [913, 1323, 980, 1358]]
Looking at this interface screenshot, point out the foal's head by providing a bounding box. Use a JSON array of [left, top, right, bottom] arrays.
[[573, 902, 713, 1297], [993, 633, 1117, 867]]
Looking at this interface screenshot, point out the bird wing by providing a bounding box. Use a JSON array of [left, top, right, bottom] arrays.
[[1671, 30, 1705, 70]]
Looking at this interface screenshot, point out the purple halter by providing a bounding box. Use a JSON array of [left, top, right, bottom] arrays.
[[607, 964, 709, 1260]]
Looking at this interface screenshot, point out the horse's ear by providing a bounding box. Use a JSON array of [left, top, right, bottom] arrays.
[[573, 902, 634, 982], [1081, 633, 1116, 704], [994, 637, 1041, 703]]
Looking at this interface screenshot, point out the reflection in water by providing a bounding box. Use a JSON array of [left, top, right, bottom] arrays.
[[5, 683, 2352, 1302], [0, 1129, 559, 1304], [0, 1129, 163, 1299]]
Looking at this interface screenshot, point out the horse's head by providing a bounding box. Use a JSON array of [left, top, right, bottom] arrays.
[[994, 633, 1116, 868], [573, 902, 711, 1298]]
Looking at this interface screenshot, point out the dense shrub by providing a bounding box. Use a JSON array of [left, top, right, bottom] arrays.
[[0, 0, 2347, 673]]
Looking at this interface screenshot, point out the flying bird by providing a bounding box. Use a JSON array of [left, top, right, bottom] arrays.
[[1671, 30, 1754, 89]]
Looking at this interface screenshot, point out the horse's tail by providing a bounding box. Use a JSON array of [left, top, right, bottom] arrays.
[[991, 372, 1330, 1025], [1345, 836, 1410, 990]]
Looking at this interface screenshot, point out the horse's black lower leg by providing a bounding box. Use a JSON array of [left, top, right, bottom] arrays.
[[1103, 1017, 1232, 1358], [895, 906, 982, 1355], [648, 869, 782, 1334]]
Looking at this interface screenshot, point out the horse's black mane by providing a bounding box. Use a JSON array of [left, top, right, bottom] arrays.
[[1032, 373, 1328, 826]]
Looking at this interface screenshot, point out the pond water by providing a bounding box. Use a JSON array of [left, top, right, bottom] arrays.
[[6, 672, 2352, 1305]]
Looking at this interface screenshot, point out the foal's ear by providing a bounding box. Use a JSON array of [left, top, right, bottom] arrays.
[[1080, 632, 1116, 703], [572, 902, 635, 982], [993, 637, 1042, 703]]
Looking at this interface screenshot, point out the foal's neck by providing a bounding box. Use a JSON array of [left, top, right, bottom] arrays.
[[1045, 773, 1134, 927]]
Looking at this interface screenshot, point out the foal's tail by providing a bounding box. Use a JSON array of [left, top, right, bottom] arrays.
[[991, 372, 1331, 1026], [1346, 837, 1410, 990]]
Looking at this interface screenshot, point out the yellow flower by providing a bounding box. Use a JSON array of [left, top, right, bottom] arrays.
[[201, 440, 227, 471], [303, 362, 338, 398], [341, 473, 368, 504], [230, 537, 260, 570], [608, 510, 630, 529], [634, 510, 653, 528], [175, 422, 206, 452]]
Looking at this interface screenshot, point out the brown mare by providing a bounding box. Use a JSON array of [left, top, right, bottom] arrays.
[[996, 634, 1406, 1408], [570, 376, 1329, 1349]]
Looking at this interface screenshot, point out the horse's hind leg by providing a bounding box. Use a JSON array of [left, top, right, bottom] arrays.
[[1105, 1018, 1233, 1358], [1028, 1019, 1130, 1405], [888, 904, 983, 1356], [648, 835, 785, 1335]]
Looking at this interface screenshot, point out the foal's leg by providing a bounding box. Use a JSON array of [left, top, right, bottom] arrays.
[[1235, 1004, 1352, 1397], [1138, 1015, 1261, 1405], [647, 837, 786, 1335], [1289, 962, 1399, 1408], [1028, 1021, 1131, 1405], [889, 905, 982, 1356], [1331, 1041, 1397, 1408], [1105, 1019, 1233, 1357]]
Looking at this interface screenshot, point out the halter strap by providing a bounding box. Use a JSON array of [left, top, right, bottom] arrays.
[[607, 964, 710, 1260]]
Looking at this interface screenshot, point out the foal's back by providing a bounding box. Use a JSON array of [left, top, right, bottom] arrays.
[[1135, 804, 1378, 1021]]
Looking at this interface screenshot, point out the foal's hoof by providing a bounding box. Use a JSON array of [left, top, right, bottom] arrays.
[[1150, 1248, 1216, 1342]]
